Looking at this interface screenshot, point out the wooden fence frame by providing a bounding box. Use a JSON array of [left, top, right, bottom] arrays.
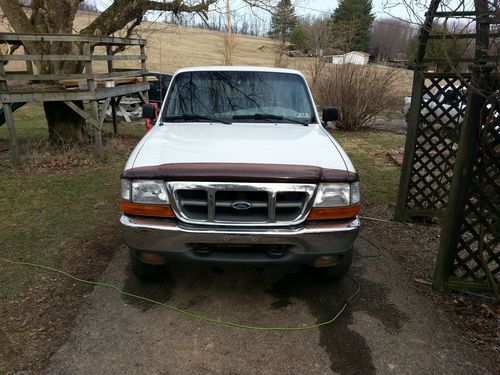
[[394, 1, 499, 294]]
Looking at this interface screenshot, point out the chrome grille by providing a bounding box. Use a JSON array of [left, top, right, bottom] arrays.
[[168, 182, 316, 226]]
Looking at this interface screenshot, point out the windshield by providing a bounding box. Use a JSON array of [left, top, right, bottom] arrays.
[[161, 71, 316, 124]]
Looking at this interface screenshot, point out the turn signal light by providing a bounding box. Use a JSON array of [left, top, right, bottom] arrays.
[[307, 205, 360, 221], [138, 252, 166, 265], [120, 200, 176, 218], [314, 256, 340, 267]]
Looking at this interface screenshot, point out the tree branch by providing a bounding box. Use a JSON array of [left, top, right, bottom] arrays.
[[146, 0, 217, 18], [0, 0, 45, 59], [80, 0, 217, 37], [241, 0, 276, 14], [0, 0, 37, 34], [111, 15, 143, 55]]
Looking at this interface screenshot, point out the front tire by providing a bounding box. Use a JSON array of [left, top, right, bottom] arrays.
[[130, 251, 166, 279]]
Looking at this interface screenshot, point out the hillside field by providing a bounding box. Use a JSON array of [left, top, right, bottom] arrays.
[[0, 10, 413, 97]]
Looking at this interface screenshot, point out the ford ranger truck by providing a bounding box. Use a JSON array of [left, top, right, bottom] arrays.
[[120, 66, 360, 279]]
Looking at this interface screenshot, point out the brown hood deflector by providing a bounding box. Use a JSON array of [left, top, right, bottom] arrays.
[[122, 163, 358, 183]]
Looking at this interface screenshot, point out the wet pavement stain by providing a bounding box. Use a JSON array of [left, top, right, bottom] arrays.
[[265, 261, 408, 375], [122, 265, 176, 311]]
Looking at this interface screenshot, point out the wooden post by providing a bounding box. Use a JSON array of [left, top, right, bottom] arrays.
[[0, 60, 20, 167], [2, 103, 20, 167], [106, 45, 118, 136], [140, 44, 148, 102], [394, 0, 439, 221], [83, 41, 104, 158], [433, 67, 489, 291], [394, 69, 424, 221], [433, 1, 492, 291], [26, 60, 33, 75]]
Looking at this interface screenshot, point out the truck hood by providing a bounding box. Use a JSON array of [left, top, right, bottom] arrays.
[[128, 122, 348, 172]]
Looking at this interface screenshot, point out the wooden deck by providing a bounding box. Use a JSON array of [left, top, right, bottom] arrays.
[[0, 32, 150, 166]]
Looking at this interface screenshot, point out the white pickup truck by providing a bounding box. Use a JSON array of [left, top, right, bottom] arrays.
[[120, 66, 360, 279]]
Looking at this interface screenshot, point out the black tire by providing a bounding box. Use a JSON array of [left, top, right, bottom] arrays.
[[130, 251, 166, 279], [310, 251, 353, 280]]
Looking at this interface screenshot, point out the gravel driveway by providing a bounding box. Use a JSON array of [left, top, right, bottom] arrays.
[[47, 230, 492, 375]]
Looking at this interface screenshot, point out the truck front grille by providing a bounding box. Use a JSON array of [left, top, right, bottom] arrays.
[[169, 182, 316, 226]]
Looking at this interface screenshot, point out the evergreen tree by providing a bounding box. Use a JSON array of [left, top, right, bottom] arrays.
[[330, 0, 374, 52], [270, 0, 298, 46]]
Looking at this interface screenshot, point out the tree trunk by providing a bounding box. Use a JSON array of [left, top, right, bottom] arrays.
[[43, 101, 87, 144]]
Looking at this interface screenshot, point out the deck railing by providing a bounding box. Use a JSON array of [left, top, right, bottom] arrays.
[[0, 33, 150, 165]]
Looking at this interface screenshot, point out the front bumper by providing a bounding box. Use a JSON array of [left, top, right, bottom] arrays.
[[121, 215, 360, 265]]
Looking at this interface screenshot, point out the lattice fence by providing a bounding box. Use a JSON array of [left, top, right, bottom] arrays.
[[398, 73, 469, 219], [450, 91, 499, 288], [395, 0, 498, 294]]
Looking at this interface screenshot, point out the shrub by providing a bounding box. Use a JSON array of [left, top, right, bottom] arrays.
[[313, 64, 400, 131]]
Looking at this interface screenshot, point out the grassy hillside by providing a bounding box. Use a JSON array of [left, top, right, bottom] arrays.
[[76, 11, 281, 72]]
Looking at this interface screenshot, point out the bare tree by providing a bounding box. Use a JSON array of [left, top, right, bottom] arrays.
[[302, 17, 331, 87], [223, 0, 235, 65], [369, 18, 417, 61]]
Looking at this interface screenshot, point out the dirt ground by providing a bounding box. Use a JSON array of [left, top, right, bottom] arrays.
[[361, 200, 499, 366], [0, 230, 119, 374], [45, 228, 495, 375], [4, 214, 497, 374]]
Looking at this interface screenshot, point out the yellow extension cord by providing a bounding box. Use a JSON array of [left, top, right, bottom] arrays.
[[0, 256, 358, 332]]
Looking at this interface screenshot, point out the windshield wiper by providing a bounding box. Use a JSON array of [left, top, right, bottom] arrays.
[[163, 114, 231, 125], [232, 113, 309, 126]]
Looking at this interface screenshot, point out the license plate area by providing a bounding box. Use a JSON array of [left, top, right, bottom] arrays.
[[190, 243, 288, 258]]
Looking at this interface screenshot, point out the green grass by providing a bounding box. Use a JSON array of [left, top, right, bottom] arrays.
[[0, 104, 147, 373], [331, 130, 405, 205], [0, 104, 145, 291], [3, 103, 49, 141]]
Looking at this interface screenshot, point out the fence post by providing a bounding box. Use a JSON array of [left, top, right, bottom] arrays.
[[433, 67, 489, 291], [394, 69, 424, 221], [0, 60, 20, 167], [105, 45, 118, 137], [83, 41, 104, 159], [433, 2, 492, 291], [140, 44, 149, 102]]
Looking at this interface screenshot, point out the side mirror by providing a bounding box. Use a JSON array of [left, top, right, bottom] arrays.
[[322, 106, 339, 124], [142, 103, 157, 121]]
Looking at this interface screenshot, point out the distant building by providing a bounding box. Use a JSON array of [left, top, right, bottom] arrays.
[[330, 51, 369, 65]]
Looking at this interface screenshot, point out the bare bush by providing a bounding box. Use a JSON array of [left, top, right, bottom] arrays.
[[313, 64, 400, 131]]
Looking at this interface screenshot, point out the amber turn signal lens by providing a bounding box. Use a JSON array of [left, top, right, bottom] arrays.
[[120, 200, 176, 218], [307, 205, 360, 220], [314, 256, 340, 267], [138, 252, 166, 265]]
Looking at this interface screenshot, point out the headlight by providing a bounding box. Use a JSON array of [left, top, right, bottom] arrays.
[[313, 182, 360, 207], [131, 180, 169, 204]]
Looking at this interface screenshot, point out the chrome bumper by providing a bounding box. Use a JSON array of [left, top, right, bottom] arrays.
[[121, 215, 360, 264]]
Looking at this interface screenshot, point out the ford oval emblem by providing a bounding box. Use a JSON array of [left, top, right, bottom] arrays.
[[232, 201, 252, 210]]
